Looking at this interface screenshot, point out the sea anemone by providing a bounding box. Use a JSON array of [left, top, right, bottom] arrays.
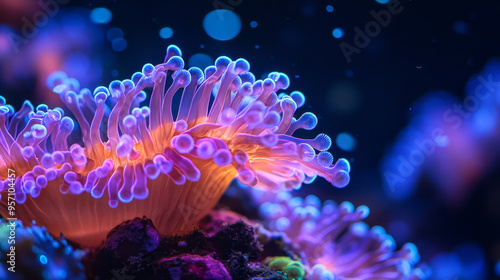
[[257, 191, 429, 279], [0, 45, 351, 247]]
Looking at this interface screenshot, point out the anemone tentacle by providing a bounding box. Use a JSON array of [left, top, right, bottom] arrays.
[[256, 191, 429, 280], [0, 45, 350, 246]]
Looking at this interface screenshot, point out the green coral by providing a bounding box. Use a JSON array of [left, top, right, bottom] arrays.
[[265, 256, 305, 280]]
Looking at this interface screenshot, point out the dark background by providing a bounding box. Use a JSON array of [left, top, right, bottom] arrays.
[[1, 0, 500, 278]]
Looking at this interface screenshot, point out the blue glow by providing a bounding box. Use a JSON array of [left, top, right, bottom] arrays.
[[159, 27, 174, 39], [276, 217, 290, 231], [259, 202, 276, 217], [46, 71, 68, 89], [255, 45, 260, 49], [250, 21, 258, 28], [345, 70, 354, 78], [350, 222, 368, 236], [453, 21, 471, 35], [39, 255, 48, 265], [0, 219, 87, 278], [336, 132, 356, 151], [431, 253, 461, 279], [431, 244, 486, 280], [57, 269, 67, 279], [90, 8, 112, 24], [63, 53, 90, 79], [64, 246, 72, 255], [495, 260, 500, 276], [188, 53, 213, 70], [453, 243, 486, 278], [111, 70, 119, 77], [107, 27, 123, 42], [379, 92, 461, 201], [434, 134, 449, 147], [381, 151, 421, 201], [376, 0, 390, 3], [326, 5, 334, 12], [203, 10, 242, 41], [0, 25, 14, 57], [112, 38, 127, 52], [332, 27, 344, 38], [472, 104, 498, 136]]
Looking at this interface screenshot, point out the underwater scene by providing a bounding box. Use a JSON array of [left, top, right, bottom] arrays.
[[0, 0, 499, 279]]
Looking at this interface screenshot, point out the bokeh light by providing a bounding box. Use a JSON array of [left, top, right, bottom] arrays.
[[107, 27, 124, 42], [0, 1, 499, 279], [39, 255, 48, 265], [90, 8, 112, 24], [188, 53, 213, 70], [203, 9, 241, 41], [0, 25, 13, 58], [159, 27, 174, 39], [336, 132, 357, 151], [111, 38, 127, 52], [332, 27, 344, 38], [63, 52, 90, 79], [453, 21, 471, 35], [430, 243, 486, 280]]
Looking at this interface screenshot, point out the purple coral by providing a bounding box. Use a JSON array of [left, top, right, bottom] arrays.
[[257, 191, 429, 279]]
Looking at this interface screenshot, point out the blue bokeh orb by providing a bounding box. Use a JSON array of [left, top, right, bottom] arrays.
[[159, 27, 174, 39], [203, 10, 242, 41], [90, 8, 112, 24], [336, 132, 356, 151], [332, 27, 344, 38], [112, 38, 127, 52], [188, 53, 213, 70]]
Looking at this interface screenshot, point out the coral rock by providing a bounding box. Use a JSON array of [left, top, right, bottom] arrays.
[[153, 254, 231, 280]]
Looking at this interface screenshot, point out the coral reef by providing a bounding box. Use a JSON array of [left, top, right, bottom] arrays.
[[0, 219, 86, 280], [88, 215, 289, 280], [256, 191, 429, 279]]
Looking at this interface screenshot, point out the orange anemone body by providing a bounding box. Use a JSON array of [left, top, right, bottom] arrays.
[[0, 45, 350, 247]]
